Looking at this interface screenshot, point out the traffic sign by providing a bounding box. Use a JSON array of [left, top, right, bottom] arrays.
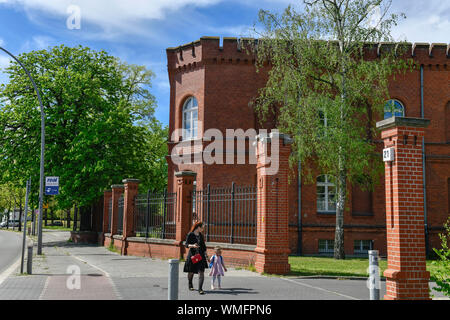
[[45, 176, 59, 195], [45, 186, 59, 195]]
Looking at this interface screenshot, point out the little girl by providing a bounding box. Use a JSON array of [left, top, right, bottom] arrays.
[[209, 246, 227, 289]]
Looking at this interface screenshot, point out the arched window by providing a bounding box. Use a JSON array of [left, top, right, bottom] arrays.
[[317, 175, 336, 213], [182, 97, 198, 140], [384, 99, 405, 119]]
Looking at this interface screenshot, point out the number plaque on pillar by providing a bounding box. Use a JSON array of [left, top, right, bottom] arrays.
[[383, 147, 395, 162]]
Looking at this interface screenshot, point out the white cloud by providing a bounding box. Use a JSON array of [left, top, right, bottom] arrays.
[[31, 35, 52, 49], [206, 24, 260, 38], [0, 55, 11, 69], [1, 0, 448, 44], [18, 35, 54, 53], [390, 0, 449, 43], [0, 0, 222, 36]]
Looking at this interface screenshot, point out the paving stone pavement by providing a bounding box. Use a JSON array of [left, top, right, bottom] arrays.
[[0, 230, 447, 300]]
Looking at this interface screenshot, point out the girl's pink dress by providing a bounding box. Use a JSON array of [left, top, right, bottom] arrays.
[[209, 255, 225, 276]]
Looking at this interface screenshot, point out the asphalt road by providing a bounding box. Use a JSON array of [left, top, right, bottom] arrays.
[[0, 231, 22, 276]]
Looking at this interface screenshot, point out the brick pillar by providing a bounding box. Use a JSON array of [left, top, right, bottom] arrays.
[[376, 117, 431, 300], [110, 184, 124, 237], [103, 190, 112, 234], [255, 132, 292, 274], [121, 179, 140, 255], [175, 171, 196, 257]]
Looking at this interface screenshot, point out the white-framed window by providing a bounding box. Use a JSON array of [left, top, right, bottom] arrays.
[[318, 109, 331, 137], [384, 99, 405, 119], [182, 96, 198, 140], [354, 240, 373, 255], [318, 239, 334, 254], [319, 109, 328, 128], [317, 175, 336, 213]]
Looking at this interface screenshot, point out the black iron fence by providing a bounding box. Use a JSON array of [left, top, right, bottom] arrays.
[[193, 183, 257, 245], [134, 190, 177, 239], [117, 195, 124, 235]]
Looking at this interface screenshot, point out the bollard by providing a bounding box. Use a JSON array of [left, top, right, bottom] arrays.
[[27, 245, 33, 275], [168, 259, 179, 300], [368, 250, 380, 300]]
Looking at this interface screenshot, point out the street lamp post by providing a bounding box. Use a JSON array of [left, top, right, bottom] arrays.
[[0, 47, 46, 255]]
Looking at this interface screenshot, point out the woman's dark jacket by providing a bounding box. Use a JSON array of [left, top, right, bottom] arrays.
[[183, 232, 208, 273]]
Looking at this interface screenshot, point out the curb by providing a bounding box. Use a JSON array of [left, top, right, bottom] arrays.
[[283, 275, 387, 281]]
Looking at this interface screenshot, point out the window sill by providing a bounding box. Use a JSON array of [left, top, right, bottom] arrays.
[[317, 211, 336, 216], [317, 252, 334, 256], [352, 212, 374, 217]]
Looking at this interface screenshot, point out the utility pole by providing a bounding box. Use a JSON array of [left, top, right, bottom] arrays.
[[20, 179, 31, 274]]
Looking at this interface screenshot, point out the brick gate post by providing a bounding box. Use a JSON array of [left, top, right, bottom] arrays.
[[110, 184, 124, 237], [376, 117, 431, 300], [102, 190, 112, 244], [122, 179, 140, 255], [175, 171, 196, 258], [255, 132, 292, 274]]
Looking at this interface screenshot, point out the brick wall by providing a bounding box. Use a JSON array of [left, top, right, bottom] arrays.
[[166, 38, 450, 256]]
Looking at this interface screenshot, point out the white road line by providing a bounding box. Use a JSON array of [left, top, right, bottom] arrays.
[[280, 277, 360, 300], [69, 254, 111, 278], [38, 276, 50, 300]]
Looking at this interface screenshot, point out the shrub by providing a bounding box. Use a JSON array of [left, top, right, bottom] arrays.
[[431, 218, 450, 297]]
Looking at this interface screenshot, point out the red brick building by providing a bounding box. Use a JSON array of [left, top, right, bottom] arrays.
[[166, 37, 450, 257]]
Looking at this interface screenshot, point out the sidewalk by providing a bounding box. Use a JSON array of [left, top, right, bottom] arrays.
[[0, 231, 447, 300]]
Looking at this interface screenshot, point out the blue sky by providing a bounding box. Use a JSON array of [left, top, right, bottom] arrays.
[[0, 0, 448, 126]]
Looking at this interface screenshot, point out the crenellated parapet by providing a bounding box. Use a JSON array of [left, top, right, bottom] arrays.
[[167, 37, 449, 74], [166, 36, 258, 73]]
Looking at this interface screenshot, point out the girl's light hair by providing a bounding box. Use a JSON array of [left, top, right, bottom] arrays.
[[214, 246, 222, 251]]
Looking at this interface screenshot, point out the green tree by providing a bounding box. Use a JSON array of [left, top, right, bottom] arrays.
[[432, 218, 450, 297], [253, 0, 412, 258], [0, 182, 26, 226], [0, 45, 167, 211]]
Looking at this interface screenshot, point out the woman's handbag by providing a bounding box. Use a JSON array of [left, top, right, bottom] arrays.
[[191, 249, 202, 264]]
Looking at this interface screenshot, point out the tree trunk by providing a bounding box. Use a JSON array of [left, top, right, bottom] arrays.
[[335, 36, 347, 260], [12, 207, 16, 230], [73, 204, 78, 231], [334, 167, 347, 259], [6, 209, 10, 228], [67, 209, 71, 228]]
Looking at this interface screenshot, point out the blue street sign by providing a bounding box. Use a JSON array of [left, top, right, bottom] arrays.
[[45, 186, 59, 196], [45, 176, 59, 196]]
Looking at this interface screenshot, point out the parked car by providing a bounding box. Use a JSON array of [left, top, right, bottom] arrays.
[[3, 221, 19, 227], [51, 221, 63, 226]]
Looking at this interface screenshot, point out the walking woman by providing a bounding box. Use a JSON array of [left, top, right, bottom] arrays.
[[183, 221, 208, 294]]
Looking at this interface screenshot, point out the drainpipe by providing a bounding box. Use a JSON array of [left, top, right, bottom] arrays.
[[420, 64, 429, 257], [297, 160, 302, 255]]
